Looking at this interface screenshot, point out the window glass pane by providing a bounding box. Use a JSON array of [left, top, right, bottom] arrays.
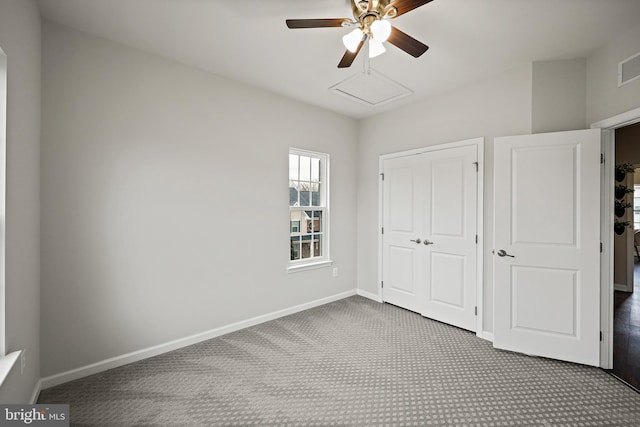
[[305, 211, 321, 233], [290, 236, 301, 260], [313, 234, 323, 258], [303, 212, 312, 233], [289, 181, 299, 207], [311, 157, 320, 182], [289, 154, 299, 180], [313, 211, 323, 232], [300, 156, 311, 181], [301, 240, 311, 259], [310, 183, 320, 206], [290, 211, 301, 233], [299, 184, 311, 207], [635, 184, 640, 229]]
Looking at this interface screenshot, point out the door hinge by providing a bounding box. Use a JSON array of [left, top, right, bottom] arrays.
[[600, 242, 603, 253], [600, 331, 603, 341], [473, 161, 479, 172], [380, 173, 385, 181], [474, 306, 478, 316], [601, 153, 604, 164], [381, 227, 384, 235], [381, 281, 384, 289], [475, 235, 478, 244]]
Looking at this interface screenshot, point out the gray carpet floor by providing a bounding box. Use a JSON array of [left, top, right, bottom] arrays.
[[38, 296, 640, 426]]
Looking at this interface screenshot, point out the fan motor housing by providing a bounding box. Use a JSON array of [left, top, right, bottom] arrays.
[[351, 0, 397, 23]]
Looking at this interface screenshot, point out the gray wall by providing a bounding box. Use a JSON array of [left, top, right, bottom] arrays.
[[532, 59, 586, 133], [0, 0, 41, 403], [356, 66, 533, 335], [40, 23, 358, 377]]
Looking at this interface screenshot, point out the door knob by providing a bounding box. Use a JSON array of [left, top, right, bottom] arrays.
[[496, 249, 515, 258], [410, 238, 422, 244], [423, 240, 434, 245]]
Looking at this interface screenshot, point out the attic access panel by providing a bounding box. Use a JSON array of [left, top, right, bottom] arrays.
[[329, 69, 413, 107]]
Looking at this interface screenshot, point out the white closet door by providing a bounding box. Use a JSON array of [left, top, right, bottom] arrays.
[[382, 144, 478, 332], [422, 145, 478, 331]]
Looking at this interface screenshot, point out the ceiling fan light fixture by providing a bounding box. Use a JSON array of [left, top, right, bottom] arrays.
[[369, 39, 386, 58], [285, 0, 433, 68], [370, 19, 391, 43], [343, 28, 364, 52]]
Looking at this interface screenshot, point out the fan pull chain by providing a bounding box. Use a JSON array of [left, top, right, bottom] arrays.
[[363, 38, 371, 74]]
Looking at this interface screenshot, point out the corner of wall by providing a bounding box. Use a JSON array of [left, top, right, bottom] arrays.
[[0, 0, 42, 404]]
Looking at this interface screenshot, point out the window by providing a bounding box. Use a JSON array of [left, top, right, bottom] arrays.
[[634, 183, 640, 230], [289, 149, 330, 271]]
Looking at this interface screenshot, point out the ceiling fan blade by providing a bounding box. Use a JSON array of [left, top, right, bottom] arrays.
[[286, 18, 349, 29], [337, 37, 365, 68], [391, 0, 434, 17], [387, 26, 429, 58]]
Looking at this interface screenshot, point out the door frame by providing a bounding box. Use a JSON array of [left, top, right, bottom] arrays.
[[377, 137, 485, 337], [592, 106, 640, 369]]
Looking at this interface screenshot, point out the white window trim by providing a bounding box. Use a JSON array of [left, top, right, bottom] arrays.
[[0, 350, 21, 388], [0, 47, 11, 385], [287, 260, 334, 274], [287, 148, 332, 273], [0, 47, 6, 358]]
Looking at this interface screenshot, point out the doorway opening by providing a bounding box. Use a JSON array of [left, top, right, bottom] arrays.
[[611, 122, 640, 391], [594, 106, 640, 385]]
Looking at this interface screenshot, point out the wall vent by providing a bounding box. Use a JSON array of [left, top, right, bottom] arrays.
[[618, 52, 640, 87]]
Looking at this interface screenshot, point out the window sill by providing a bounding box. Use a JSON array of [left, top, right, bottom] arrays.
[[0, 350, 22, 388], [287, 260, 333, 274]]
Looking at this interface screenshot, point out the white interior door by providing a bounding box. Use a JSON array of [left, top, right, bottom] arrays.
[[422, 146, 478, 331], [382, 155, 425, 313], [382, 143, 478, 331], [493, 129, 601, 366]]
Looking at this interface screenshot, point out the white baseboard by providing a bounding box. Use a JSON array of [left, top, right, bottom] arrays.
[[40, 290, 357, 390], [30, 379, 42, 404], [356, 289, 383, 303]]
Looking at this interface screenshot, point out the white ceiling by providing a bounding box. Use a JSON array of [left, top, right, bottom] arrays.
[[36, 0, 640, 119]]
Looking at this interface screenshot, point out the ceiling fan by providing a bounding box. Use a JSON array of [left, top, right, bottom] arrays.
[[286, 0, 432, 68]]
